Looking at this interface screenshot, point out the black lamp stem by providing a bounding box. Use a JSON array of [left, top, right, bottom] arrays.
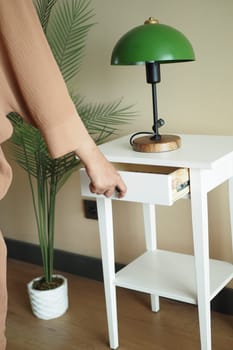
[[145, 62, 163, 140], [151, 82, 160, 140]]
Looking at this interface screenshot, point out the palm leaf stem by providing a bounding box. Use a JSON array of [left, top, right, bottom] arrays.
[[37, 157, 49, 281], [47, 167, 58, 282]]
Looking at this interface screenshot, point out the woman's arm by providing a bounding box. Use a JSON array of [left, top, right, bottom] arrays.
[[0, 0, 126, 197]]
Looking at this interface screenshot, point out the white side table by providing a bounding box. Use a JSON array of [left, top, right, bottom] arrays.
[[80, 134, 233, 350]]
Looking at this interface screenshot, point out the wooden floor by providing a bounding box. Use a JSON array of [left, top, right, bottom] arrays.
[[6, 259, 233, 350]]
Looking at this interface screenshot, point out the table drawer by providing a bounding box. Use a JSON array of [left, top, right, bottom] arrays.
[[80, 165, 189, 205]]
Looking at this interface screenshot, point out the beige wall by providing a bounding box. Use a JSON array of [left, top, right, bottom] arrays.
[[1, 0, 233, 285]]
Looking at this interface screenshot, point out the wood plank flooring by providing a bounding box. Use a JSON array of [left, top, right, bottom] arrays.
[[6, 259, 233, 349]]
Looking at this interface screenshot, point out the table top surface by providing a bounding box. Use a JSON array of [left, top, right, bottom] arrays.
[[99, 134, 233, 169]]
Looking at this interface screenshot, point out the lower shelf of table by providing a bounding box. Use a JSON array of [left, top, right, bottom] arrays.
[[114, 250, 233, 305]]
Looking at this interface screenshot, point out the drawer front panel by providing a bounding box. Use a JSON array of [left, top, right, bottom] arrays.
[[80, 167, 189, 205]]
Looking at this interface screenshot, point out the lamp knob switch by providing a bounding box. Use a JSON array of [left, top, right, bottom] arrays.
[[157, 118, 165, 128], [152, 118, 165, 134]]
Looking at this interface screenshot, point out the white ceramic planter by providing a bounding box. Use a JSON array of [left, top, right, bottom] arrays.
[[27, 274, 68, 320]]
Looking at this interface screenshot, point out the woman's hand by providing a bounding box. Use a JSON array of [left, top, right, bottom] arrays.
[[86, 150, 126, 198], [75, 143, 127, 198]]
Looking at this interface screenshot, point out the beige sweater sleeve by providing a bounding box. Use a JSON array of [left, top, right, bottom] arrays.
[[0, 0, 90, 158]]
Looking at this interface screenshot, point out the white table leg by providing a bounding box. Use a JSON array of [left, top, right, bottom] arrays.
[[96, 197, 119, 349], [143, 203, 160, 312], [190, 169, 211, 350], [228, 176, 233, 259]]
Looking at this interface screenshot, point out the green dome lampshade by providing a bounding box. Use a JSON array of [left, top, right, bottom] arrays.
[[111, 18, 195, 65]]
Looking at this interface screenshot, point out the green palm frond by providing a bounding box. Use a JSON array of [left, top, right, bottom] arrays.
[[72, 95, 135, 144], [8, 113, 79, 189], [46, 0, 95, 82], [7, 113, 48, 177], [33, 0, 57, 32]]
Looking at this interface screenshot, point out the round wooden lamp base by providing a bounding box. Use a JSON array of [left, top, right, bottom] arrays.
[[132, 134, 181, 153]]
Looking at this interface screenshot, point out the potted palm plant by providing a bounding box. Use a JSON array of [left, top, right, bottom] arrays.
[[8, 0, 134, 320]]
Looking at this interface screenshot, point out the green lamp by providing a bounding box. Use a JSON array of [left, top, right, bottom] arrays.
[[111, 17, 195, 152]]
